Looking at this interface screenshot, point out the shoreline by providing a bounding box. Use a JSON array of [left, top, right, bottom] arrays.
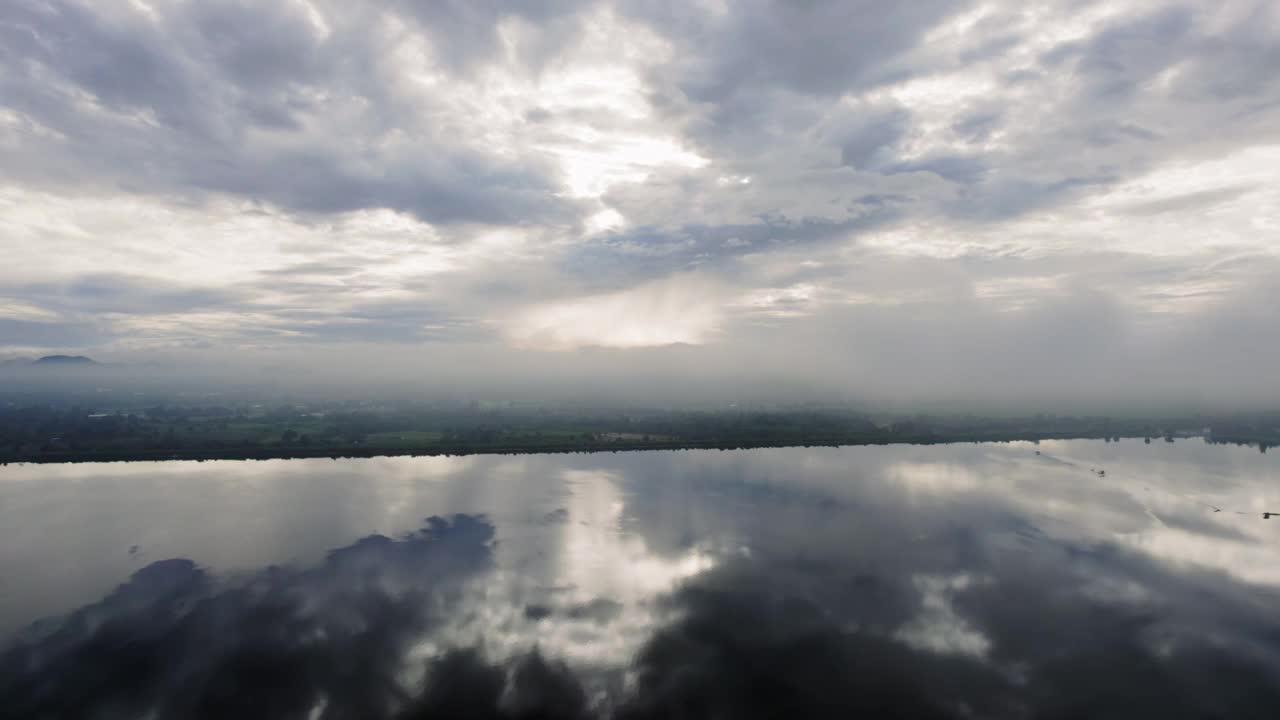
[[2, 431, 1236, 466]]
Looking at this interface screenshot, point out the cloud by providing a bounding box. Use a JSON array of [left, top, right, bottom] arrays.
[[0, 0, 577, 225], [391, 0, 594, 73], [0, 317, 102, 349], [11, 274, 246, 316], [0, 0, 1278, 407], [506, 273, 725, 350], [1113, 184, 1260, 217], [605, 444, 1280, 718], [624, 0, 972, 103], [5, 446, 1280, 717], [0, 515, 497, 720]]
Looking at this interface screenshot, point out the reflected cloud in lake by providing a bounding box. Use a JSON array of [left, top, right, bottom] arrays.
[[1, 440, 1279, 718]]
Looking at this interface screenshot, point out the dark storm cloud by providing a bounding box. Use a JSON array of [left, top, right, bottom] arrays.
[[0, 0, 577, 225]]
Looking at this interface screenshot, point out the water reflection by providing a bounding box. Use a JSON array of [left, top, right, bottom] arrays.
[[1, 440, 1279, 718]]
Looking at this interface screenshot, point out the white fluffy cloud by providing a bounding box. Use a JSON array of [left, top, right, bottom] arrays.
[[507, 273, 724, 350]]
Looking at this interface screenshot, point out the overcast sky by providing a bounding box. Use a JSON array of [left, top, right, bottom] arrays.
[[2, 0, 1278, 407]]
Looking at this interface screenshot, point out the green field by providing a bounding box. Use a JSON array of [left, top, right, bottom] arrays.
[[363, 431, 444, 448]]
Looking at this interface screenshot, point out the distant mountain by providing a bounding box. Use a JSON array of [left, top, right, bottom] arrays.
[[32, 355, 98, 366]]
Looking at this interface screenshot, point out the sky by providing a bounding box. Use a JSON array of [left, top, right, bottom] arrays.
[[1, 0, 1278, 408]]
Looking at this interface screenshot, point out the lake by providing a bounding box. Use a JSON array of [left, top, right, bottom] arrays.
[[2, 439, 1279, 718]]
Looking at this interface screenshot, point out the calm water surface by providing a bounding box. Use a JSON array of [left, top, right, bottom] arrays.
[[2, 440, 1279, 718]]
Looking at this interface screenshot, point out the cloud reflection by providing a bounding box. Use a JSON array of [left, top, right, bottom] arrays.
[[2, 442, 1280, 718]]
